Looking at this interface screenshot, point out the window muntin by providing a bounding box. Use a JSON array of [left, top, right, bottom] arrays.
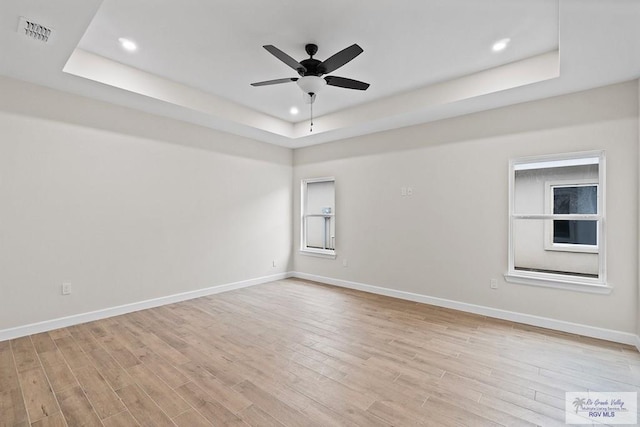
[[301, 177, 335, 258], [507, 152, 607, 292]]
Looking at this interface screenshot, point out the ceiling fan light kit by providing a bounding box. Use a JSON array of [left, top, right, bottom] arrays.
[[297, 76, 326, 99], [251, 43, 370, 131]]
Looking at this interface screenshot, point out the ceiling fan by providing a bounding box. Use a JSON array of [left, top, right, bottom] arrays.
[[251, 43, 370, 105]]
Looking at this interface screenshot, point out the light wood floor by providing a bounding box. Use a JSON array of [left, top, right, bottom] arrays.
[[2, 279, 639, 426]]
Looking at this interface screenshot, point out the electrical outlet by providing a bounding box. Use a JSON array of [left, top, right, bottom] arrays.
[[490, 279, 498, 290], [401, 187, 407, 196], [272, 260, 276, 268], [407, 187, 413, 196], [62, 282, 71, 295], [342, 259, 348, 267]]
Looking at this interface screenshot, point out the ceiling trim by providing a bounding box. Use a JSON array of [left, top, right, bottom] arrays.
[[291, 50, 560, 146], [64, 49, 293, 136], [63, 48, 559, 148]]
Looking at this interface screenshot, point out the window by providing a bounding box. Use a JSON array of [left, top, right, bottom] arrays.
[[544, 181, 598, 253], [506, 151, 609, 293], [301, 177, 335, 258]]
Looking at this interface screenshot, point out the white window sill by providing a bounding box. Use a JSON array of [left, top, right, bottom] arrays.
[[544, 243, 598, 254], [300, 248, 336, 259], [504, 272, 612, 294]]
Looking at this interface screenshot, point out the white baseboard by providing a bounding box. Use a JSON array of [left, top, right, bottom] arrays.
[[4, 271, 637, 350], [0, 272, 294, 342], [293, 272, 640, 348]]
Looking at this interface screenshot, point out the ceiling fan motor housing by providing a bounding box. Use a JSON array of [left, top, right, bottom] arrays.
[[299, 60, 325, 76], [298, 45, 326, 76]]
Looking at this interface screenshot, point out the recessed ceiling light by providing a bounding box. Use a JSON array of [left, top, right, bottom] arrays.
[[492, 38, 510, 52], [289, 107, 299, 115], [118, 37, 137, 52]]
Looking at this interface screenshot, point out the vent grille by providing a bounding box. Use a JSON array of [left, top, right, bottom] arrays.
[[18, 17, 53, 43]]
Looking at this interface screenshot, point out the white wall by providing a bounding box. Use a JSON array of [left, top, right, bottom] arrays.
[[1, 76, 638, 341], [293, 81, 639, 334], [0, 78, 293, 331]]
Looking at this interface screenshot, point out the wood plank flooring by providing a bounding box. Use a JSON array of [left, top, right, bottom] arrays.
[[1, 278, 639, 426]]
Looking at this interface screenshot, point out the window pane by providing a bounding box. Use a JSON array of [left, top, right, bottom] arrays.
[[302, 178, 336, 255], [509, 152, 604, 286], [306, 181, 335, 215], [513, 218, 599, 278], [514, 169, 547, 215], [305, 216, 334, 250], [514, 164, 598, 215]]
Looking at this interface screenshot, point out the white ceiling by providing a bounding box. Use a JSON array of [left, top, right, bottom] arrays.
[[0, 0, 639, 148]]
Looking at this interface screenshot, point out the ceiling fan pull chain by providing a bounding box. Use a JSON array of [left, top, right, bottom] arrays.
[[310, 97, 313, 132]]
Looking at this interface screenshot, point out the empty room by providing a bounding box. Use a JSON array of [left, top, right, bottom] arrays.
[[1, 0, 640, 425]]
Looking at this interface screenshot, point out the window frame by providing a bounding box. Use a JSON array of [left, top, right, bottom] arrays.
[[300, 177, 336, 259], [505, 151, 610, 294]]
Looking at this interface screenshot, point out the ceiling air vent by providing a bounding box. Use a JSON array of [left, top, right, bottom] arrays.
[[17, 17, 53, 43]]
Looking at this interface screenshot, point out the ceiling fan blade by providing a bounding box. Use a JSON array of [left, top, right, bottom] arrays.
[[263, 45, 306, 73], [251, 77, 298, 87], [324, 76, 369, 90], [319, 44, 363, 74]]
